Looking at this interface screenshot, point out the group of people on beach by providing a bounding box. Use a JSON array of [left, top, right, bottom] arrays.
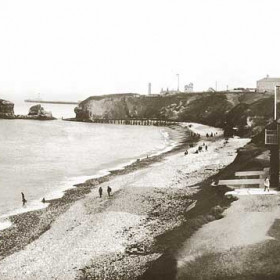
[[206, 132, 218, 137], [21, 186, 113, 207], [98, 186, 112, 198], [184, 142, 208, 156], [190, 132, 201, 139]]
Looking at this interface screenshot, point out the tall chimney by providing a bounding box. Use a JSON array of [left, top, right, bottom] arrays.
[[148, 83, 151, 95]]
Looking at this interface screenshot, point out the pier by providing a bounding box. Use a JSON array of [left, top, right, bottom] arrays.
[[25, 100, 79, 105], [74, 118, 179, 126]]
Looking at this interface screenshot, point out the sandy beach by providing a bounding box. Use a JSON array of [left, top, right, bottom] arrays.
[[176, 194, 280, 280], [0, 123, 251, 279]]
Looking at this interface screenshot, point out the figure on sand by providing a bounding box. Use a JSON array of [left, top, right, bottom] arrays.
[[21, 192, 27, 206], [98, 187, 103, 198], [107, 186, 112, 197], [264, 177, 270, 192]]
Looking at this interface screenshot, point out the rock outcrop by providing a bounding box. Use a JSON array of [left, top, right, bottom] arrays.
[[75, 92, 274, 137], [28, 104, 54, 119], [0, 99, 55, 120], [0, 99, 14, 118]]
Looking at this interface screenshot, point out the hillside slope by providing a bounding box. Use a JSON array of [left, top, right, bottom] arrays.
[[75, 92, 274, 137]]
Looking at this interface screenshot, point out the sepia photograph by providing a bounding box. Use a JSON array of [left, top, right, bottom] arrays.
[[0, 0, 280, 279]]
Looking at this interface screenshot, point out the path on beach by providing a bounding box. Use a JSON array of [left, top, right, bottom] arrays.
[[0, 123, 250, 280]]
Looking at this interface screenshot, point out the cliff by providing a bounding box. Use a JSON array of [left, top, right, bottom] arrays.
[[75, 92, 274, 137], [0, 99, 14, 118]]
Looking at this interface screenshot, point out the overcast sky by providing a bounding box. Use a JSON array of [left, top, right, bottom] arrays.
[[0, 0, 279, 101]]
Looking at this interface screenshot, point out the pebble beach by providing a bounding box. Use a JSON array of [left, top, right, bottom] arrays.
[[0, 123, 250, 279]]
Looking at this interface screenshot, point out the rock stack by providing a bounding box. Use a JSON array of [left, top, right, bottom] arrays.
[[0, 99, 15, 118], [28, 104, 54, 120]]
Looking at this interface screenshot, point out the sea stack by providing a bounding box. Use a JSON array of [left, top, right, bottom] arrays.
[[0, 99, 15, 118], [28, 104, 54, 120]]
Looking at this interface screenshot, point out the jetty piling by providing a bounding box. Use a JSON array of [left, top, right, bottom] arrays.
[[87, 118, 178, 127]]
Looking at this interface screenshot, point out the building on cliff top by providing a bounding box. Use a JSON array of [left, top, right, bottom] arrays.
[[160, 88, 178, 95], [257, 75, 280, 93], [184, 83, 194, 93]]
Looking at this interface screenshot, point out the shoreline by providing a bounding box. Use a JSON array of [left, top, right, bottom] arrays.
[[0, 123, 194, 260], [0, 123, 252, 280], [0, 123, 184, 231], [138, 138, 261, 280], [0, 115, 56, 120]]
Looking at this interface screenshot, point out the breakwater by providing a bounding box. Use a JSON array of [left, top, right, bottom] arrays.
[[25, 100, 79, 105]]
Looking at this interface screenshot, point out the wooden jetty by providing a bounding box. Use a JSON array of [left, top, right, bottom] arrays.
[[86, 118, 179, 126]]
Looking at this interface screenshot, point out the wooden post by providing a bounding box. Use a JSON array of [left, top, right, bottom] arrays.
[[266, 121, 280, 189], [270, 144, 279, 188]]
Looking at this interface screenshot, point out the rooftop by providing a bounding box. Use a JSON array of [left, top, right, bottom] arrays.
[[257, 76, 280, 82]]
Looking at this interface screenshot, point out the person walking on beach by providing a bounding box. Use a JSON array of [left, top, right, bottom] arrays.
[[264, 177, 270, 192], [107, 186, 112, 197], [21, 192, 27, 206], [98, 187, 103, 198]]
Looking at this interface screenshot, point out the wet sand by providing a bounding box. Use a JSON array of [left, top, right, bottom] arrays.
[[0, 123, 250, 279]]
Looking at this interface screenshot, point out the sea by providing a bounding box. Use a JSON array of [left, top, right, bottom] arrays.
[[0, 101, 180, 229]]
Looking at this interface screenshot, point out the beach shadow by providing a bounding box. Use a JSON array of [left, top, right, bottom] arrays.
[[137, 182, 231, 280], [267, 219, 280, 240], [139, 251, 177, 280]]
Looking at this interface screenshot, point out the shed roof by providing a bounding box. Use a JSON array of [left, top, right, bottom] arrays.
[[257, 77, 280, 82]]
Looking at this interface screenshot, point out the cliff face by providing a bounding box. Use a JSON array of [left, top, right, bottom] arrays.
[[75, 92, 274, 137], [0, 99, 14, 118], [75, 93, 171, 120]]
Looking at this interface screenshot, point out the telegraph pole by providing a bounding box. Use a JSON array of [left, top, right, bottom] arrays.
[[275, 86, 278, 121]]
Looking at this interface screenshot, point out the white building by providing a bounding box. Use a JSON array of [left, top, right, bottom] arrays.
[[257, 75, 280, 93], [184, 83, 193, 93]]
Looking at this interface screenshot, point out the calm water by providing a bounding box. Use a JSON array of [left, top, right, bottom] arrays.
[[14, 100, 76, 119], [0, 104, 179, 226]]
